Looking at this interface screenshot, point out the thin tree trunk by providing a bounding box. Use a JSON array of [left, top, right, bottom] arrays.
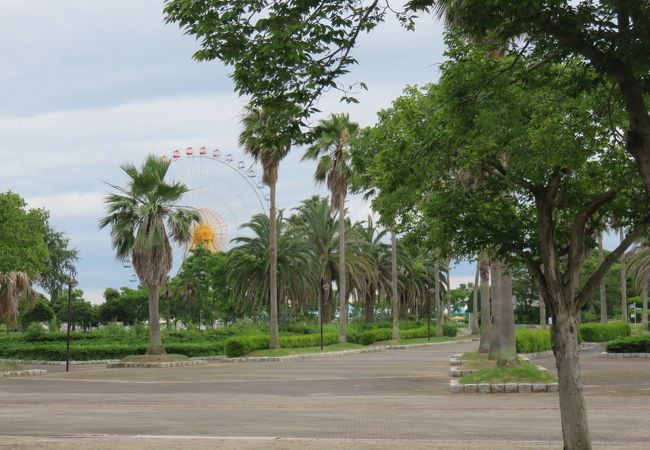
[[551, 304, 592, 450], [364, 287, 374, 325], [434, 259, 443, 337], [391, 231, 400, 340], [322, 276, 332, 324], [269, 178, 280, 349], [488, 261, 501, 360], [478, 255, 490, 352], [471, 258, 480, 334], [445, 257, 452, 324], [497, 265, 517, 367], [598, 232, 607, 323], [620, 228, 628, 323], [338, 192, 347, 343], [539, 293, 546, 329], [146, 284, 165, 355], [642, 282, 648, 326]]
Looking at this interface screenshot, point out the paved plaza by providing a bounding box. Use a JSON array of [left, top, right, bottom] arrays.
[[0, 341, 649, 449]]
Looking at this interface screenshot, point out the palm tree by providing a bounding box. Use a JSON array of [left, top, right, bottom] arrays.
[[99, 155, 200, 354], [0, 272, 38, 328], [355, 216, 389, 324], [303, 113, 359, 343], [239, 105, 292, 349], [229, 213, 317, 320]]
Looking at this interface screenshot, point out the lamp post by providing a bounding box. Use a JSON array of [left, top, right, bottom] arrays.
[[66, 269, 78, 372]]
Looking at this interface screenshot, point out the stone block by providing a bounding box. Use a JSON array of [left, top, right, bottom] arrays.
[[548, 383, 559, 392], [463, 384, 478, 393], [490, 384, 505, 393], [478, 383, 491, 394], [449, 381, 463, 393], [532, 383, 548, 393], [518, 383, 532, 393], [504, 383, 518, 393]]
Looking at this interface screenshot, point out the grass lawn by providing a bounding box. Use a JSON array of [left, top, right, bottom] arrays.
[[460, 352, 488, 360], [0, 362, 23, 371], [121, 354, 190, 363], [460, 360, 557, 384], [395, 336, 459, 345], [630, 323, 649, 336], [248, 343, 364, 357]]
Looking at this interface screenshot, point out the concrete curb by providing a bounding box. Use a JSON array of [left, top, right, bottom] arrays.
[[449, 379, 558, 394], [107, 360, 208, 368], [601, 352, 650, 358], [223, 339, 473, 363], [0, 369, 47, 377], [0, 356, 221, 366]]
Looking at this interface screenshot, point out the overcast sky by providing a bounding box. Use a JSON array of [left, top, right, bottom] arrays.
[[1, 1, 619, 304]]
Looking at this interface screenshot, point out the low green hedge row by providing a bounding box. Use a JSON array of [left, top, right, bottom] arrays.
[[0, 341, 224, 361], [605, 335, 650, 353], [348, 324, 458, 346], [516, 329, 552, 353], [579, 321, 630, 342], [224, 333, 341, 357]]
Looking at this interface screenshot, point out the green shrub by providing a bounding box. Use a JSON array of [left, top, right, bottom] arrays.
[[165, 341, 224, 357], [516, 329, 552, 353], [443, 324, 458, 337], [281, 324, 317, 335], [358, 328, 393, 345], [280, 333, 338, 348], [24, 323, 45, 342], [606, 335, 650, 353], [579, 321, 630, 342], [224, 335, 270, 357]]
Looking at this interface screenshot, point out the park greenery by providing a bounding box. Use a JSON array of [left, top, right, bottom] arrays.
[[2, 2, 650, 449]]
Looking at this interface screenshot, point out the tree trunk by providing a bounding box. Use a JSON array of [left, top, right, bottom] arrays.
[[338, 192, 347, 343], [146, 284, 165, 355], [598, 232, 607, 323], [322, 276, 332, 324], [391, 231, 400, 340], [642, 282, 648, 326], [620, 228, 628, 323], [478, 255, 490, 352], [551, 304, 592, 450], [471, 258, 480, 334], [539, 293, 546, 329], [496, 265, 517, 367], [399, 294, 408, 320], [488, 261, 501, 360], [445, 257, 452, 324], [268, 178, 280, 349], [364, 288, 374, 325], [434, 259, 443, 337]]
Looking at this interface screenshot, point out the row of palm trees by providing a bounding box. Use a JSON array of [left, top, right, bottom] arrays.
[[228, 195, 450, 339]]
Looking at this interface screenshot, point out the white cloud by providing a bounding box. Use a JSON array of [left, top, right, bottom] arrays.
[[26, 192, 106, 218]]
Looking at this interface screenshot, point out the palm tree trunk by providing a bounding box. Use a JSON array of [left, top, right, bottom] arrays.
[[642, 282, 648, 326], [496, 264, 517, 367], [598, 232, 607, 323], [620, 228, 628, 323], [470, 259, 479, 334], [269, 178, 280, 349], [322, 275, 332, 324], [391, 230, 400, 340], [488, 261, 501, 360], [146, 284, 165, 355], [478, 255, 490, 352], [338, 192, 347, 343], [364, 287, 374, 324], [434, 259, 443, 337]]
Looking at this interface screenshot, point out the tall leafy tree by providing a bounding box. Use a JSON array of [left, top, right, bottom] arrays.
[[39, 227, 78, 302], [303, 113, 359, 343], [99, 155, 200, 354], [239, 105, 293, 349]]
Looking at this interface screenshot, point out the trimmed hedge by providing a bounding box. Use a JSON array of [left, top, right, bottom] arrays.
[[579, 321, 630, 342], [224, 335, 270, 357], [606, 335, 650, 353], [516, 329, 552, 353], [280, 333, 338, 348]]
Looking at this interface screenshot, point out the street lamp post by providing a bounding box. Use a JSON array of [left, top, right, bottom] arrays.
[[66, 269, 79, 372]]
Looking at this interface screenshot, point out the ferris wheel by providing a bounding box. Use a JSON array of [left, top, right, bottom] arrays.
[[163, 146, 269, 271]]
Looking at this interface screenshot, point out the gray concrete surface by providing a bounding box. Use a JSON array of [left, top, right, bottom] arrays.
[[0, 341, 648, 449]]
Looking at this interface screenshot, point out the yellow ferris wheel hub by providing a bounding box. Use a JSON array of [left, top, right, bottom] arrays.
[[188, 208, 227, 254]]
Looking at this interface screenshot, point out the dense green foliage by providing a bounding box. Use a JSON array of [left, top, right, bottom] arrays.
[[579, 322, 631, 343], [606, 335, 650, 353], [515, 329, 552, 353]]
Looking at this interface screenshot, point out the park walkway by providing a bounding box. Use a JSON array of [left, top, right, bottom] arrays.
[[0, 341, 648, 449]]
